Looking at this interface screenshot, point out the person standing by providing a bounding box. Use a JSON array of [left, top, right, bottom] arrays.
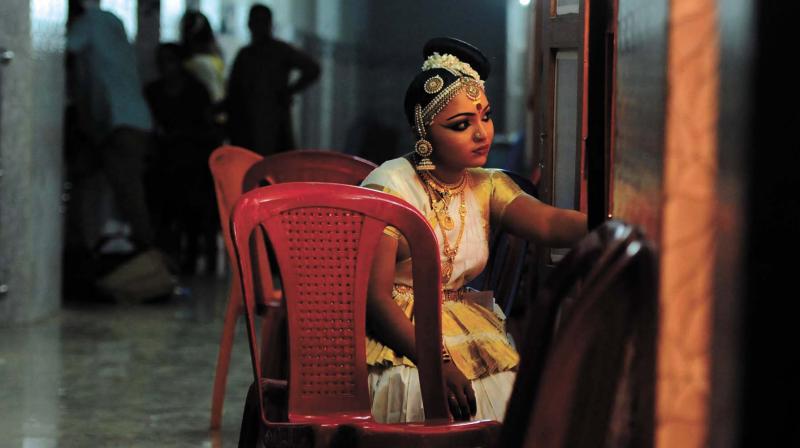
[[180, 10, 227, 129], [145, 43, 219, 274], [227, 4, 321, 156], [67, 0, 155, 249]]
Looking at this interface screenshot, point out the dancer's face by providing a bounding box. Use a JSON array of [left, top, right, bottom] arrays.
[[428, 90, 494, 169]]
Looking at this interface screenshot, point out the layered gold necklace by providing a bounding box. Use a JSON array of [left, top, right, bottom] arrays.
[[420, 170, 468, 284]]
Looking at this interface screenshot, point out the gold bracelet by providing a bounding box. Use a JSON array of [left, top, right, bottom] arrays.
[[442, 345, 452, 363]]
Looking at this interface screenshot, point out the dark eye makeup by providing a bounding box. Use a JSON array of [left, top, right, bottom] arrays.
[[443, 107, 492, 132], [446, 120, 471, 131]]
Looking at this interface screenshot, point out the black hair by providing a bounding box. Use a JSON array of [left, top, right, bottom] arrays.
[[403, 37, 491, 127], [180, 10, 218, 55], [249, 4, 273, 24]]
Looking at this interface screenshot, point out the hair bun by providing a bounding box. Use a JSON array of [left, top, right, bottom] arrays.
[[423, 37, 490, 81]]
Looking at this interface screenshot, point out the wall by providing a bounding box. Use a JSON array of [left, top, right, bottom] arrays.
[[295, 0, 368, 153], [658, 0, 719, 446], [611, 0, 718, 445], [612, 0, 668, 239], [0, 0, 66, 324]]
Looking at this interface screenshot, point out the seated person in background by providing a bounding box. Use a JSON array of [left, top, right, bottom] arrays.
[[145, 43, 220, 274], [362, 37, 587, 423]]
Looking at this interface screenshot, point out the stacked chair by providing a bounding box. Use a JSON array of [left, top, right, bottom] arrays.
[[501, 220, 657, 448], [208, 146, 377, 430]]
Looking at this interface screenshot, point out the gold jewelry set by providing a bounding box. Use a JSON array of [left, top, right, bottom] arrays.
[[412, 53, 485, 278], [413, 53, 485, 172], [420, 170, 469, 284], [412, 50, 486, 369]]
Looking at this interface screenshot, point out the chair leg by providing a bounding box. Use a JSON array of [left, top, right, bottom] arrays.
[[210, 283, 242, 429]]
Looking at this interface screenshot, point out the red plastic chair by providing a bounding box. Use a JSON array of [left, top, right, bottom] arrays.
[[242, 149, 377, 189], [231, 183, 500, 447], [208, 146, 273, 430], [500, 221, 657, 448], [209, 147, 377, 429]]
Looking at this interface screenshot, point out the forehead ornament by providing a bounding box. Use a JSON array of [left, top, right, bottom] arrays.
[[464, 83, 481, 101], [417, 52, 486, 125]]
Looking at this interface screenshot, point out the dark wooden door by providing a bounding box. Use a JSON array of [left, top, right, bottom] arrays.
[[530, 0, 617, 262], [531, 0, 585, 267], [585, 0, 617, 229]]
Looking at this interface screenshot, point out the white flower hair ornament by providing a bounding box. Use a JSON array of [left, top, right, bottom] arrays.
[[422, 52, 485, 86]]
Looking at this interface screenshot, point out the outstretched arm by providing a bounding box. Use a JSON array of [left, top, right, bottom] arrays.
[[501, 194, 588, 247]]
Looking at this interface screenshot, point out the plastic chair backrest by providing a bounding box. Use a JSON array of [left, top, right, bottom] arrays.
[[208, 145, 264, 285], [501, 221, 657, 448], [242, 149, 377, 191], [467, 169, 539, 315], [230, 183, 451, 425], [240, 149, 377, 306]]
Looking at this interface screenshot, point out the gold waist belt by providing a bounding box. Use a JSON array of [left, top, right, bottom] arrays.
[[393, 284, 465, 302]]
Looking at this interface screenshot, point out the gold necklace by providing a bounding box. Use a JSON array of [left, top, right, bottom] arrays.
[[421, 172, 468, 283], [421, 171, 466, 231], [422, 170, 467, 192]]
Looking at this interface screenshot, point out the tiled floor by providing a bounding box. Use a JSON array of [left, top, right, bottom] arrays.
[[0, 275, 253, 448]]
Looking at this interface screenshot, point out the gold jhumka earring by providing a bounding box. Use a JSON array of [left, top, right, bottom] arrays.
[[414, 104, 435, 171]]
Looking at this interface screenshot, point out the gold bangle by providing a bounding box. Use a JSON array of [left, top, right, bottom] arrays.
[[442, 345, 452, 363]]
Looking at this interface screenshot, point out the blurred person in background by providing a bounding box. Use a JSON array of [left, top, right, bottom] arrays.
[[66, 0, 154, 251], [66, 1, 175, 303], [227, 4, 320, 156], [180, 10, 227, 129], [145, 43, 219, 275]]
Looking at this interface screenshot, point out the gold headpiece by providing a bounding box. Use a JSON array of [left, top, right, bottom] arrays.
[[413, 53, 486, 171]]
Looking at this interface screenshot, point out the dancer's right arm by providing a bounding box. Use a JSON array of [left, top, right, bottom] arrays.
[[366, 234, 418, 362]]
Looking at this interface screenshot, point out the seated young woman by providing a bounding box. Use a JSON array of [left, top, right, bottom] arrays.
[[361, 37, 587, 423]]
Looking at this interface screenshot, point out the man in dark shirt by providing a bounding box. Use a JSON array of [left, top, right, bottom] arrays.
[[227, 4, 321, 156]]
